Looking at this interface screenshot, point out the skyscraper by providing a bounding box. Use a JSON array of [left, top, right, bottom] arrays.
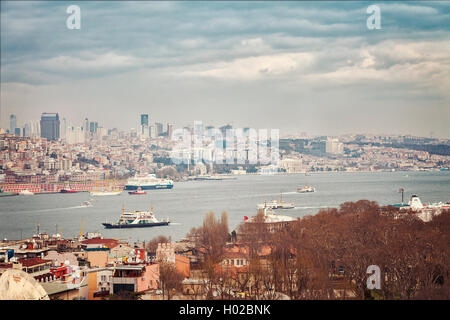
[[141, 114, 149, 126], [155, 122, 164, 136], [89, 122, 98, 134], [9, 114, 16, 134], [40, 113, 60, 141], [167, 123, 174, 138]]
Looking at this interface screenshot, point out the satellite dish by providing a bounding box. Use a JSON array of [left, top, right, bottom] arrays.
[[0, 269, 49, 300]]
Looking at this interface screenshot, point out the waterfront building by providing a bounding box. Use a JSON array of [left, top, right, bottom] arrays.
[[326, 138, 344, 155]]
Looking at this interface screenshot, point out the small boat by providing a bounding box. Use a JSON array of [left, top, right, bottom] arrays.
[[102, 205, 169, 229], [61, 188, 78, 193], [128, 187, 146, 195], [81, 201, 92, 207], [297, 185, 316, 193], [19, 190, 34, 195]]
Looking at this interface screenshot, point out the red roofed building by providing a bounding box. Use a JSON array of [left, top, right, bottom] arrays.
[[17, 257, 54, 282], [81, 238, 119, 250]]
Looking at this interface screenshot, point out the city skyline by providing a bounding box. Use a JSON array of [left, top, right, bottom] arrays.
[[1, 1, 450, 138]]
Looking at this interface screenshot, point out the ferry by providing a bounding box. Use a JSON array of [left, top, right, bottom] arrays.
[[246, 207, 296, 224], [125, 174, 174, 190], [389, 195, 450, 211], [297, 185, 316, 193], [128, 187, 147, 195], [389, 195, 450, 222], [90, 190, 122, 196], [19, 190, 34, 195], [257, 193, 295, 210], [102, 206, 170, 229]]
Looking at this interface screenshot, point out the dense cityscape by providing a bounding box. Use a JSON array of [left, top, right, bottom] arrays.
[[1, 0, 449, 306], [1, 112, 449, 194], [0, 112, 449, 300]]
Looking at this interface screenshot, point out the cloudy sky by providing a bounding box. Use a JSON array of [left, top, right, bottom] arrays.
[[1, 1, 449, 138]]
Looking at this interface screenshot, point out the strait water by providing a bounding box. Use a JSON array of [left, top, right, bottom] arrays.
[[0, 171, 449, 242]]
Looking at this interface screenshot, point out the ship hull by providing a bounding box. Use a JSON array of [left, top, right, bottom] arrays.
[[102, 222, 169, 229], [60, 189, 78, 193], [0, 192, 17, 197], [124, 184, 173, 190]]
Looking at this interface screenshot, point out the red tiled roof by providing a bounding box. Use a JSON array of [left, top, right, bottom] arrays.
[[81, 238, 119, 249], [18, 257, 52, 267]]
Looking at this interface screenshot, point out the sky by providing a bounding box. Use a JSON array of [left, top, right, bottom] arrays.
[[1, 1, 449, 138]]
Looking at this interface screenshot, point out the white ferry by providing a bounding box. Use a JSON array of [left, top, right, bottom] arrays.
[[90, 190, 122, 196], [257, 193, 295, 210], [125, 174, 174, 190], [19, 190, 34, 195], [102, 206, 170, 229]]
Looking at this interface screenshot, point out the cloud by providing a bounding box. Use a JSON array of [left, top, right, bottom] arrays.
[[178, 52, 315, 80]]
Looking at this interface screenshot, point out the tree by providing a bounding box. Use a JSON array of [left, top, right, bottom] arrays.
[[159, 262, 185, 300], [146, 235, 171, 255]]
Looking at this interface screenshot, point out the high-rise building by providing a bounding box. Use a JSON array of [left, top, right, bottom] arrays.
[[167, 123, 174, 138], [141, 114, 149, 127], [155, 122, 164, 136], [9, 114, 16, 134], [89, 122, 98, 134], [150, 125, 156, 138], [40, 113, 60, 141], [84, 118, 89, 137], [23, 122, 32, 137]]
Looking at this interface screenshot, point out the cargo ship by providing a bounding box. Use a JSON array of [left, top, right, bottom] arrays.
[[124, 174, 173, 190], [102, 206, 170, 229]]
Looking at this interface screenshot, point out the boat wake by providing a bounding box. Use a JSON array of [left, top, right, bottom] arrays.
[[14, 205, 91, 214], [293, 206, 332, 210]]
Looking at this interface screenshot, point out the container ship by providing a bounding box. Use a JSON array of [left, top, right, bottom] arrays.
[[124, 174, 173, 190], [102, 206, 170, 229]]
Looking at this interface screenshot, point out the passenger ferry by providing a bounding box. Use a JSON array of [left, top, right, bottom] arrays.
[[125, 174, 174, 190], [102, 206, 170, 229], [257, 193, 295, 210]]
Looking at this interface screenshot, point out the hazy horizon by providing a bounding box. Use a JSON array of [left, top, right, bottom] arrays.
[[1, 1, 449, 138]]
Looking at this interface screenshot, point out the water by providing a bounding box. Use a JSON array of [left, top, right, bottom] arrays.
[[0, 171, 449, 242]]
